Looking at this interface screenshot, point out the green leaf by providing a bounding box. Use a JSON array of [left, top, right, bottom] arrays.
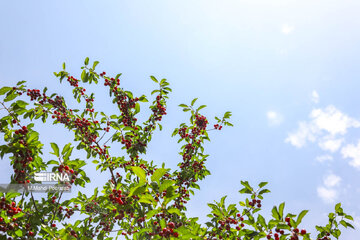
[[296, 210, 308, 226], [151, 89, 159, 95], [128, 184, 146, 197], [47, 160, 58, 165], [335, 203, 343, 214], [258, 182, 268, 188], [4, 92, 17, 102], [62, 62, 66, 70], [93, 61, 99, 69], [150, 76, 158, 83], [15, 100, 28, 108], [81, 70, 87, 82], [159, 180, 175, 192], [15, 229, 23, 237], [345, 222, 355, 229], [0, 87, 11, 96], [340, 220, 347, 228], [139, 194, 154, 204], [115, 73, 122, 80], [279, 202, 285, 219], [151, 168, 168, 184], [257, 214, 267, 229], [223, 111, 232, 118], [258, 189, 270, 195], [197, 105, 206, 111], [240, 180, 253, 191], [272, 206, 280, 220], [277, 223, 290, 230], [61, 143, 72, 156], [191, 98, 198, 106], [168, 208, 181, 216], [50, 142, 60, 157], [131, 166, 147, 183], [84, 57, 89, 65], [146, 209, 160, 219], [134, 103, 140, 114], [6, 192, 21, 199]]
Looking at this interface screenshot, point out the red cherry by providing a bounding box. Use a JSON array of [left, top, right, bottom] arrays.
[[168, 222, 175, 229]]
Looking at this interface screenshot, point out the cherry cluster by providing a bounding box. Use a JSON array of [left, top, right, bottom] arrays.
[[213, 124, 223, 130], [269, 228, 286, 240], [58, 205, 75, 219], [85, 200, 99, 213], [283, 217, 307, 240], [12, 126, 33, 183], [69, 229, 78, 238], [104, 77, 120, 87], [195, 114, 208, 130], [191, 160, 204, 173], [67, 76, 79, 87], [209, 215, 243, 239], [121, 136, 133, 150], [101, 74, 140, 127], [149, 220, 179, 238], [152, 95, 166, 121], [12, 87, 23, 96], [109, 189, 125, 206], [58, 164, 78, 184], [317, 233, 331, 240], [178, 127, 188, 139], [26, 89, 41, 101], [0, 198, 26, 235], [249, 198, 262, 208]]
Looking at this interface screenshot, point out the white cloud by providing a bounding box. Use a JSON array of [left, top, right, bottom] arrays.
[[311, 106, 360, 135], [286, 105, 359, 150], [315, 154, 333, 163], [267, 111, 283, 126], [318, 136, 344, 153], [341, 141, 360, 169], [317, 173, 342, 203], [317, 186, 338, 203], [311, 90, 319, 104], [323, 174, 341, 188], [285, 122, 318, 148], [281, 24, 295, 35]]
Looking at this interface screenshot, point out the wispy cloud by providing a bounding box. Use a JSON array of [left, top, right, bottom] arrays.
[[311, 90, 319, 104], [315, 154, 333, 163], [266, 111, 283, 126], [285, 122, 317, 148], [318, 136, 344, 153], [311, 106, 360, 135], [341, 141, 360, 169], [281, 24, 295, 35], [317, 186, 338, 204], [317, 173, 341, 203], [286, 105, 360, 150], [323, 174, 341, 188]]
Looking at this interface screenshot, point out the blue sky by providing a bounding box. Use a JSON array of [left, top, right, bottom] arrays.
[[1, 0, 360, 238]]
